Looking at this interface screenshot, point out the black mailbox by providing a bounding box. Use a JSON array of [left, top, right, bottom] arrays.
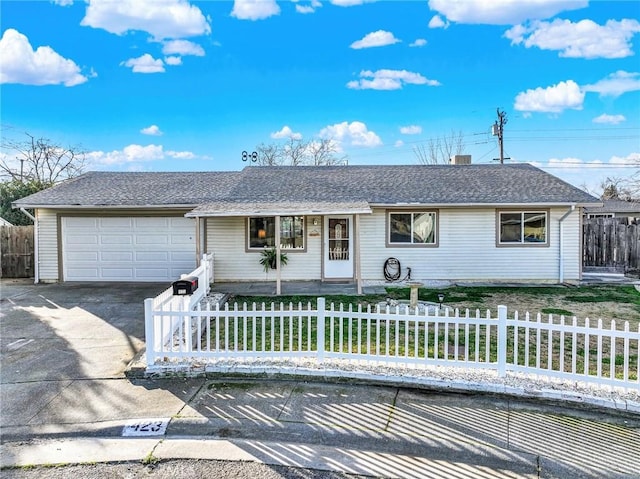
[[172, 276, 198, 295]]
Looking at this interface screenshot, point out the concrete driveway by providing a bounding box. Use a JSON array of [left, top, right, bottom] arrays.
[[0, 279, 203, 438]]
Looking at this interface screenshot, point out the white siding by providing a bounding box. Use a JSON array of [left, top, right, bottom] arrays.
[[360, 207, 582, 282], [36, 209, 59, 282], [206, 217, 322, 281]]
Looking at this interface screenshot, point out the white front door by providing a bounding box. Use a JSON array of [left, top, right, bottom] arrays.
[[324, 216, 354, 280]]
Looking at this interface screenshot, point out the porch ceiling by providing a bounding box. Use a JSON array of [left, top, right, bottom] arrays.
[[186, 200, 373, 217]]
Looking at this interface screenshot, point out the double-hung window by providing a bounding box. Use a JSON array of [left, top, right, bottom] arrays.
[[498, 211, 547, 245], [388, 211, 437, 246], [248, 216, 305, 250]]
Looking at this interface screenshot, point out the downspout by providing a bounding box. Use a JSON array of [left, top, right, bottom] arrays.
[[275, 215, 281, 296], [558, 204, 576, 284], [20, 208, 38, 284]]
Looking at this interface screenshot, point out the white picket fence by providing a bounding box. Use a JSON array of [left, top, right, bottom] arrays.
[[144, 296, 640, 391], [144, 253, 214, 354]]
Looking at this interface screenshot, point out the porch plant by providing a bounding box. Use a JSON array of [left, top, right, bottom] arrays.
[[259, 246, 288, 272]]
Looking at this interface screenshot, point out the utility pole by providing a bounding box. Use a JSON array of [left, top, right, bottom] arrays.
[[492, 108, 508, 164]]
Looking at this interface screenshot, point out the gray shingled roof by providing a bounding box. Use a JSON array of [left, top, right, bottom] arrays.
[[13, 164, 599, 211], [584, 199, 639, 214], [12, 171, 241, 207]]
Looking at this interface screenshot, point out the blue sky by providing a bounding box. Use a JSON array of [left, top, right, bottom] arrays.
[[1, 0, 639, 194]]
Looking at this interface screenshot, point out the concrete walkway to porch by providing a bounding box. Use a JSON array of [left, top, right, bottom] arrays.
[[210, 273, 640, 297], [210, 280, 389, 296]]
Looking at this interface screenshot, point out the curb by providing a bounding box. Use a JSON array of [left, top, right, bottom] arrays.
[[137, 359, 640, 416]]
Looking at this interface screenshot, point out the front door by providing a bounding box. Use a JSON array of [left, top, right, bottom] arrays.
[[324, 216, 354, 280]]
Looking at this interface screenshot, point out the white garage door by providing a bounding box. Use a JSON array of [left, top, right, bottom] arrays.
[[62, 216, 196, 282]]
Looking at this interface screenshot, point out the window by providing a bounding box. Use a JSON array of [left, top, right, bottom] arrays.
[[388, 211, 437, 245], [499, 211, 547, 245], [248, 216, 305, 250]]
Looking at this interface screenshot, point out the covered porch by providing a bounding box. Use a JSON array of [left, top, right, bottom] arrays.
[[209, 280, 388, 296], [187, 200, 373, 295]]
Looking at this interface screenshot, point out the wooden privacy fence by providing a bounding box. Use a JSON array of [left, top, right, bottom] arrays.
[[583, 217, 640, 272], [144, 298, 640, 392], [0, 225, 34, 278]]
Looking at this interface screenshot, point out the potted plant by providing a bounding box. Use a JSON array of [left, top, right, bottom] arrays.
[[259, 247, 288, 272]]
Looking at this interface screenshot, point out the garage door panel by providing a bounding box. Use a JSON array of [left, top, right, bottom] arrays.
[[100, 217, 133, 228], [136, 235, 169, 245], [136, 251, 169, 261], [171, 251, 195, 261], [135, 268, 171, 280], [101, 235, 133, 245], [67, 234, 99, 245], [68, 267, 100, 279], [135, 217, 169, 228], [101, 252, 134, 262], [62, 216, 196, 282], [101, 268, 135, 279], [67, 252, 99, 261]]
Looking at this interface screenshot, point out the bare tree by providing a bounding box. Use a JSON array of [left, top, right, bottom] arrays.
[[413, 130, 466, 165], [254, 137, 345, 166], [1, 133, 86, 183], [255, 143, 282, 166]]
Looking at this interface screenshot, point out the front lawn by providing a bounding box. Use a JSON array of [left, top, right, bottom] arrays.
[[229, 284, 640, 327]]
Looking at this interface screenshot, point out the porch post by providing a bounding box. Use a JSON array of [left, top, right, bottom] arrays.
[[275, 215, 281, 295], [354, 214, 362, 295], [195, 216, 201, 260]]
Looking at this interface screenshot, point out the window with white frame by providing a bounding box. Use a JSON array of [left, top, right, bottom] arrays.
[[248, 216, 305, 250], [388, 211, 437, 245], [498, 211, 547, 245]]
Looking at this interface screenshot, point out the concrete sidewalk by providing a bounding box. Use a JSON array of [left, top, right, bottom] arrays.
[[2, 280, 639, 478]]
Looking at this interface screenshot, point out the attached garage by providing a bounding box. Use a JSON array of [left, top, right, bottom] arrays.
[[61, 216, 196, 282]]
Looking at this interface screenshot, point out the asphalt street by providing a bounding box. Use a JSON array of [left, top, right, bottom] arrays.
[[1, 279, 639, 479]]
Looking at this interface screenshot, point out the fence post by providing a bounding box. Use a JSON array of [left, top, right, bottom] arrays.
[[317, 297, 325, 363], [144, 298, 156, 366], [497, 305, 507, 377]]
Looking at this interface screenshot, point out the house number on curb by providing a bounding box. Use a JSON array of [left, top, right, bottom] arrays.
[[122, 418, 169, 437]]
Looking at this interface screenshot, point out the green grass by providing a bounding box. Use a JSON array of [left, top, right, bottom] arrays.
[[540, 308, 575, 316], [230, 285, 640, 311], [215, 285, 640, 382]]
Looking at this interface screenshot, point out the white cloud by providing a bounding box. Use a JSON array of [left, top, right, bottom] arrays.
[[162, 39, 205, 56], [330, 0, 368, 6], [87, 144, 165, 166], [428, 15, 448, 29], [400, 125, 422, 135], [0, 29, 88, 87], [409, 38, 427, 47], [87, 144, 199, 167], [394, 140, 404, 148], [141, 125, 163, 136], [583, 71, 640, 98], [610, 152, 640, 166], [294, 0, 322, 14], [166, 150, 196, 159], [53, 0, 74, 6], [350, 30, 401, 49], [592, 114, 626, 125], [231, 0, 280, 20], [428, 0, 587, 25], [514, 80, 584, 113], [319, 121, 382, 148], [505, 19, 640, 59], [81, 0, 211, 40], [347, 69, 441, 90], [271, 126, 303, 140], [164, 56, 182, 65], [121, 54, 165, 73]]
